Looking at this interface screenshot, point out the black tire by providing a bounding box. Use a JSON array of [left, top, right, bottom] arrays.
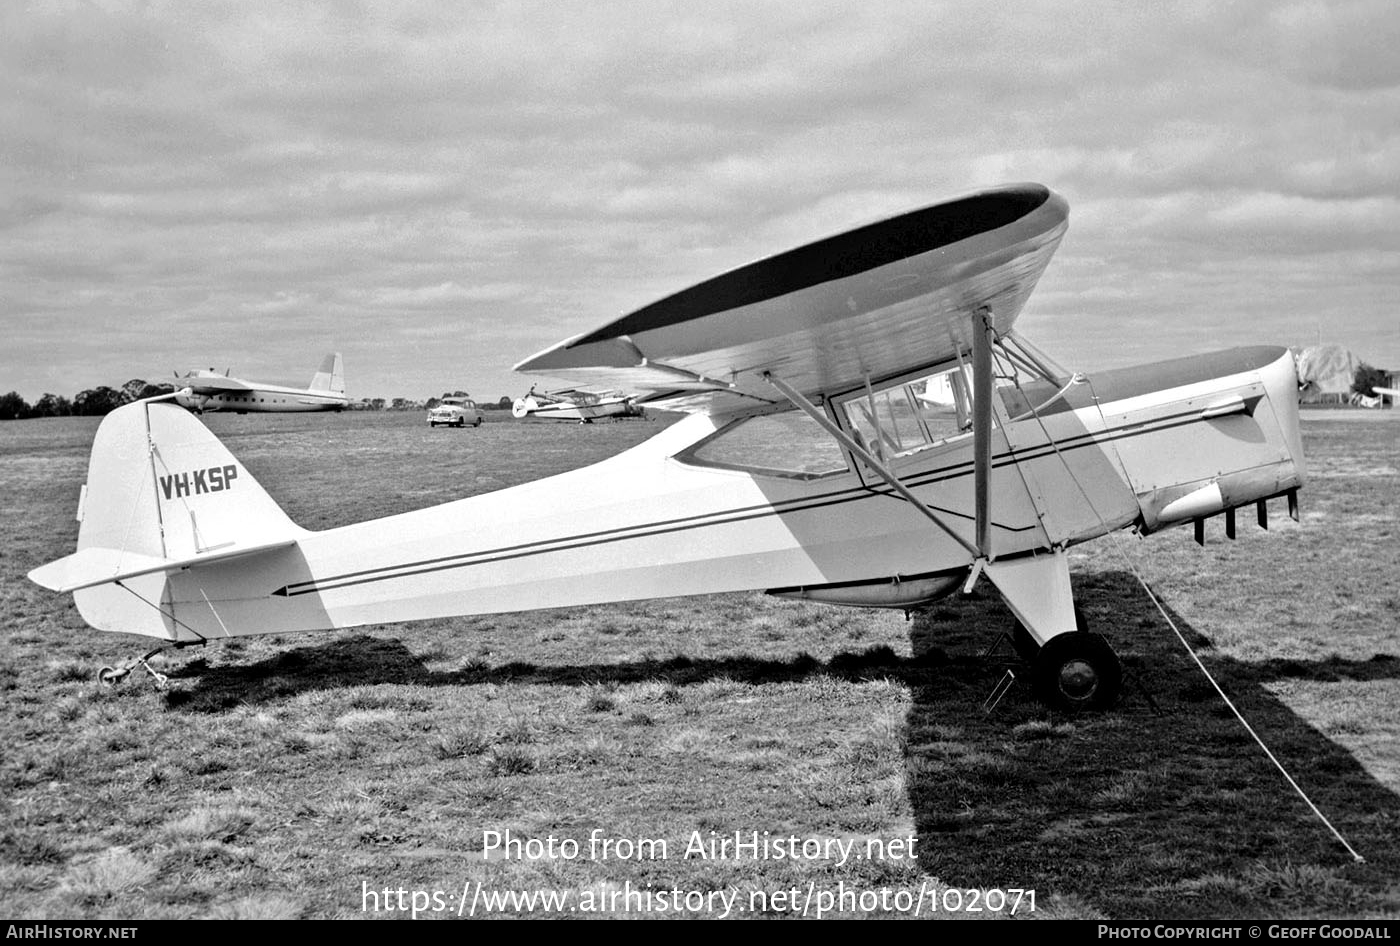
[[473, 416, 482, 427], [1032, 631, 1121, 712], [455, 418, 465, 428]]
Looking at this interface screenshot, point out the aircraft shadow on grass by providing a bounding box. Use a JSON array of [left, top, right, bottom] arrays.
[[163, 569, 1400, 915]]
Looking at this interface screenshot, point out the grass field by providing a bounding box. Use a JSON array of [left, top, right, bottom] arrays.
[[1, 408, 1397, 920]]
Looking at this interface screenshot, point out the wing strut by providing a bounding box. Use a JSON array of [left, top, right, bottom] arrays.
[[762, 372, 978, 558], [972, 306, 993, 557]]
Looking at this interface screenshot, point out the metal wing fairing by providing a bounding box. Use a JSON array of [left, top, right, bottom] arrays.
[[514, 183, 1069, 414]]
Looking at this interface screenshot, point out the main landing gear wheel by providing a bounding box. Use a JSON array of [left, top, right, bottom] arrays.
[[1032, 632, 1122, 712]]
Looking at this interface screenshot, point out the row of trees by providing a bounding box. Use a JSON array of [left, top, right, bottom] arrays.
[[0, 380, 177, 420], [352, 393, 516, 411], [1353, 363, 1390, 397], [421, 393, 515, 411], [0, 383, 521, 420], [5, 364, 1390, 422]]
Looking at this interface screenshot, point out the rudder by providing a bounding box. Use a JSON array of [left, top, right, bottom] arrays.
[[28, 400, 303, 638], [310, 352, 345, 394]]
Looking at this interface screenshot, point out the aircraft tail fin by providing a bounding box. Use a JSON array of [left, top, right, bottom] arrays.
[[26, 401, 303, 638], [310, 352, 345, 393]]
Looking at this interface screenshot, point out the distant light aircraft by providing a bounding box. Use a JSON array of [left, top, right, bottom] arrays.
[[173, 353, 346, 414], [29, 184, 1305, 710], [511, 385, 638, 422]]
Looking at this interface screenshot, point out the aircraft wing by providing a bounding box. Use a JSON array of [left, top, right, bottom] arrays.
[[178, 374, 254, 394], [514, 183, 1069, 415]]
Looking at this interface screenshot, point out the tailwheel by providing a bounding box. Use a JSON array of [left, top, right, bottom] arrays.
[[1032, 632, 1121, 711], [94, 648, 169, 690], [97, 666, 129, 687]]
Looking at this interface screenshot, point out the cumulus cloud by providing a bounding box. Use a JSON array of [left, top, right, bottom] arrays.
[[1, 0, 1397, 401]]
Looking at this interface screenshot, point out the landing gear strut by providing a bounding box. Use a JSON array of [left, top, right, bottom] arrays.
[[980, 550, 1122, 711], [96, 648, 169, 689]]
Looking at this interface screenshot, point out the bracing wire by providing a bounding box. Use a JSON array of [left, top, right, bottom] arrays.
[[115, 581, 209, 644], [1002, 345, 1364, 863]]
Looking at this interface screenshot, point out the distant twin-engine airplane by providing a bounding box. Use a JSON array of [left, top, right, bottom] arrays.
[[30, 184, 1305, 711], [173, 353, 346, 413]]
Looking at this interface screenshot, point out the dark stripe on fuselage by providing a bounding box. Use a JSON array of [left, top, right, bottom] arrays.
[[569, 186, 1052, 347], [273, 403, 1221, 598]]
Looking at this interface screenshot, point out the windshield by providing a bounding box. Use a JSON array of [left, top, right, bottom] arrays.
[[681, 411, 848, 479]]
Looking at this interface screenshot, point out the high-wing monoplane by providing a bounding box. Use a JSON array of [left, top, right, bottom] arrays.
[[173, 352, 346, 413], [28, 184, 1304, 710], [511, 385, 639, 422]]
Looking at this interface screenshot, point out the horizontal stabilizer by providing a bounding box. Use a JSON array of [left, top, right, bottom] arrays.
[[28, 537, 298, 594]]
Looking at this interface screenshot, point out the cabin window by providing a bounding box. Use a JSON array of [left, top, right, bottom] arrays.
[[681, 411, 848, 479], [837, 365, 976, 463], [910, 371, 973, 443]]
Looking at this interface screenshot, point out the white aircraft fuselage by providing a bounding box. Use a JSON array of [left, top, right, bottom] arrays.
[[174, 352, 346, 414], [28, 185, 1306, 710], [50, 344, 1303, 645], [174, 379, 348, 414]]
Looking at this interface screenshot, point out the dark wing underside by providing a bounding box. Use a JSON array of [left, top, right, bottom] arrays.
[[515, 183, 1069, 415]]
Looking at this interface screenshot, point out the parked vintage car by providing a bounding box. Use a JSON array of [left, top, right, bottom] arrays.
[[427, 396, 483, 428]]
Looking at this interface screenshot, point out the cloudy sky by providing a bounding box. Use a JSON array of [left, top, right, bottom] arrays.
[[3, 1, 1397, 403]]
